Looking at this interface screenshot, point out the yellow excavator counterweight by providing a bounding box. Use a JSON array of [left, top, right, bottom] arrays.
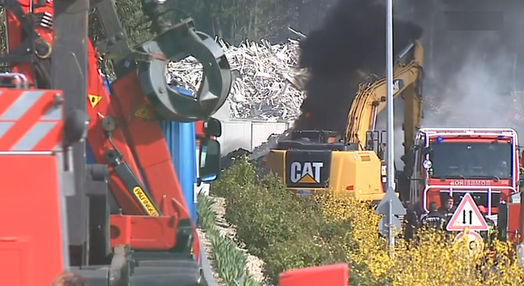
[[266, 148, 384, 201]]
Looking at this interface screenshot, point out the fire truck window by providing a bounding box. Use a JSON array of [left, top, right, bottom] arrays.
[[429, 142, 512, 179]]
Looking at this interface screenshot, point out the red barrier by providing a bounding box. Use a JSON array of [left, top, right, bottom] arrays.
[[279, 263, 349, 286]]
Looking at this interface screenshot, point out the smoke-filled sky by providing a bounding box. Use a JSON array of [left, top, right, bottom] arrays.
[[294, 0, 423, 132], [407, 0, 524, 132], [294, 0, 524, 138]]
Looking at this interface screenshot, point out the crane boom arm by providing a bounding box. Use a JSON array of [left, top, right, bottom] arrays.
[[345, 40, 424, 162]]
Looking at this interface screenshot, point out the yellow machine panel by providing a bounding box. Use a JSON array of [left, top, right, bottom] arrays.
[[266, 148, 383, 202]]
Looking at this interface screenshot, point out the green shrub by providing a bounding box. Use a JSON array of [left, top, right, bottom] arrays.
[[212, 156, 256, 199], [211, 158, 359, 284], [225, 178, 305, 258], [262, 234, 336, 282]]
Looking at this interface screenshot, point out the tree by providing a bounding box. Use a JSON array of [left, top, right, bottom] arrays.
[[89, 0, 154, 48], [168, 0, 331, 44]]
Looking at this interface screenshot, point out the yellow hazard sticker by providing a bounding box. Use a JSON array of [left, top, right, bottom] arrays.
[[133, 186, 160, 216], [135, 104, 151, 119], [88, 94, 102, 108]]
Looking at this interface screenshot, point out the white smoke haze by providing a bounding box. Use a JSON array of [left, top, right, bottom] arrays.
[[422, 36, 515, 129], [377, 0, 524, 167], [367, 2, 524, 170], [400, 1, 524, 139], [253, 1, 524, 159]]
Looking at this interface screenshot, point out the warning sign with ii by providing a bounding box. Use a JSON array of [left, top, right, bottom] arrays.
[[446, 193, 488, 231]]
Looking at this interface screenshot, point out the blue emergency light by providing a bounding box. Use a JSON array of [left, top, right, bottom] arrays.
[[436, 136, 444, 142]]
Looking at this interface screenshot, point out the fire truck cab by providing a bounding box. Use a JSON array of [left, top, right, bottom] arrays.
[[408, 128, 521, 222]]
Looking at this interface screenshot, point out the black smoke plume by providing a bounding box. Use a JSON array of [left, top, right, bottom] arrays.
[[293, 0, 423, 133]]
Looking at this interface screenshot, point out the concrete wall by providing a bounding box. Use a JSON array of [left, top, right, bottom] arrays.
[[214, 101, 292, 154], [218, 120, 291, 154]]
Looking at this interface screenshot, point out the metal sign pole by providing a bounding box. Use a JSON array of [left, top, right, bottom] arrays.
[[388, 199, 394, 256], [386, 0, 394, 190], [376, 0, 404, 259], [385, 0, 395, 256]]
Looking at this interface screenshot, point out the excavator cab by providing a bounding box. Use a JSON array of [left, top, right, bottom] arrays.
[[365, 130, 387, 160], [365, 130, 388, 190], [288, 130, 341, 143], [274, 130, 354, 152]]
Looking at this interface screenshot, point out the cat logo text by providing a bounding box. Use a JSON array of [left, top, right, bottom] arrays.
[[289, 162, 323, 184]]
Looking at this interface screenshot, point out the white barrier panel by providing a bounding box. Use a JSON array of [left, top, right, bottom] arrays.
[[218, 120, 291, 154]]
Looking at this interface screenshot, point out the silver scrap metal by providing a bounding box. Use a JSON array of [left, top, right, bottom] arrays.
[[167, 39, 306, 121]]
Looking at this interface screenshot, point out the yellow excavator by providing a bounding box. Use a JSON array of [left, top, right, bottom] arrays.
[[265, 40, 424, 203]]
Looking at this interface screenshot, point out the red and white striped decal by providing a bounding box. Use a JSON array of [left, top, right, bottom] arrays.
[[0, 89, 63, 152]]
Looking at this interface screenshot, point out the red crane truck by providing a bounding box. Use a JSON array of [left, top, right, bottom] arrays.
[[0, 0, 230, 284], [407, 127, 524, 245], [409, 128, 520, 216]]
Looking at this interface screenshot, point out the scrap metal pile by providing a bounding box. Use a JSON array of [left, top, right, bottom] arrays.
[[167, 39, 306, 121]]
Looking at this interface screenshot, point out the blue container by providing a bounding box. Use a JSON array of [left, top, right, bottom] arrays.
[[160, 120, 197, 223], [160, 86, 198, 223]]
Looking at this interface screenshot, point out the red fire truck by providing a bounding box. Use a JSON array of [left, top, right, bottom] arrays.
[[408, 128, 521, 221]]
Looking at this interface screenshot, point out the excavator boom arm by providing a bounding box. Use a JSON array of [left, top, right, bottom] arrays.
[[345, 40, 424, 162]]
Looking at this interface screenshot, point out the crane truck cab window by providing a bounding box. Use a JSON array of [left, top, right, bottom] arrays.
[[428, 141, 513, 179], [199, 139, 221, 181]]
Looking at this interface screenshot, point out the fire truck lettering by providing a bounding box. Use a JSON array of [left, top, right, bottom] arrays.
[[450, 180, 491, 186]]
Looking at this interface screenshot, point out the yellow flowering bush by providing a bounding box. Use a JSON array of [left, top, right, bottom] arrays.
[[213, 158, 524, 285], [321, 193, 524, 286]]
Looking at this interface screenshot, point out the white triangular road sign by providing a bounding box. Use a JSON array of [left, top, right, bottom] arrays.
[[446, 193, 489, 231]]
